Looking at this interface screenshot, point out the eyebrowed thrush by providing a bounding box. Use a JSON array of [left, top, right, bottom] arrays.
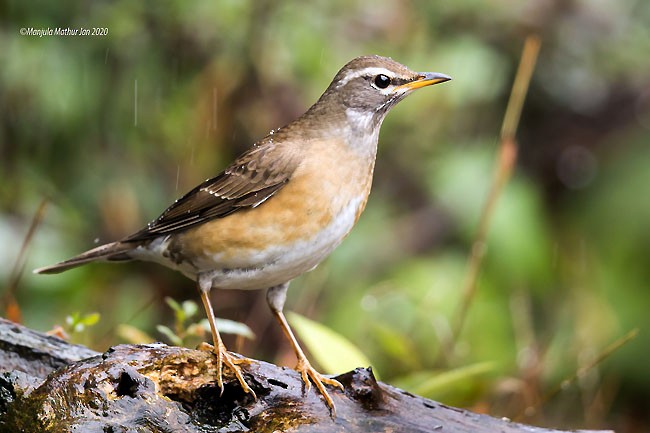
[[35, 55, 451, 414]]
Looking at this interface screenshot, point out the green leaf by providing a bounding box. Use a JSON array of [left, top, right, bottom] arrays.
[[371, 323, 421, 370], [165, 297, 195, 326], [181, 300, 198, 319], [164, 297, 182, 313], [80, 312, 100, 327], [65, 312, 79, 327], [198, 318, 255, 340], [64, 312, 100, 333], [156, 324, 183, 346], [392, 362, 495, 398], [287, 312, 374, 376]]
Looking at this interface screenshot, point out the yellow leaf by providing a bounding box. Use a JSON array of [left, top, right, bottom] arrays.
[[287, 312, 374, 376], [117, 324, 156, 344]]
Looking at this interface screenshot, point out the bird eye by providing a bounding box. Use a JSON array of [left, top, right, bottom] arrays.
[[373, 74, 391, 89]]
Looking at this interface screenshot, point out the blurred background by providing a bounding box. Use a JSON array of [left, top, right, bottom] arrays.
[[2, 0, 650, 431]]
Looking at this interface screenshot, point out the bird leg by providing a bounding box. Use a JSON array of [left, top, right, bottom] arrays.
[[198, 284, 256, 399], [266, 284, 343, 415]]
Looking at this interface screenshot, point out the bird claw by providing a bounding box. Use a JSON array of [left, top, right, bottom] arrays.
[[198, 342, 257, 399], [295, 357, 343, 415]]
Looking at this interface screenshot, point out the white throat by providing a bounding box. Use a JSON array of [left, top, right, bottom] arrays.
[[344, 107, 383, 156]]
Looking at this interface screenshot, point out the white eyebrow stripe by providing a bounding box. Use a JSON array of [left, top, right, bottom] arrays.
[[336, 67, 396, 88]]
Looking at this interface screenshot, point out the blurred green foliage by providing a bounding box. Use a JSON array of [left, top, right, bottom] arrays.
[[2, 0, 650, 430], [154, 297, 254, 347]]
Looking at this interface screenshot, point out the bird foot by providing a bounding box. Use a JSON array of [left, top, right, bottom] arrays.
[[295, 357, 344, 415], [197, 342, 257, 398]]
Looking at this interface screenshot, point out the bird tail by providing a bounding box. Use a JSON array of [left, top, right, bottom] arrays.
[[33, 241, 135, 274]]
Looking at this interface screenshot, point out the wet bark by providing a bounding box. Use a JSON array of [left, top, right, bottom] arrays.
[[0, 318, 613, 433]]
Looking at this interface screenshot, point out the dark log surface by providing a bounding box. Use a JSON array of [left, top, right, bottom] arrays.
[[0, 318, 613, 433]]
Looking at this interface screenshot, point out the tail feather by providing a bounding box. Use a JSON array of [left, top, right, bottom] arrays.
[[33, 241, 135, 275]]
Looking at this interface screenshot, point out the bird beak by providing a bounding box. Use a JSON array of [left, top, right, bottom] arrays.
[[394, 72, 452, 92]]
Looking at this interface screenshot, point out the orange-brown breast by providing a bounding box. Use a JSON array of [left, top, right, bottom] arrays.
[[171, 136, 376, 271]]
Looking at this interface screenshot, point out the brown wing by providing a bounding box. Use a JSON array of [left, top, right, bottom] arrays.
[[125, 140, 298, 242]]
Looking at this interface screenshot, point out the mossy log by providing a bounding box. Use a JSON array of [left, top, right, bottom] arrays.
[[0, 318, 613, 433]]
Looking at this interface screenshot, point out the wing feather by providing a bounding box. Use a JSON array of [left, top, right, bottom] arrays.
[[125, 140, 297, 241]]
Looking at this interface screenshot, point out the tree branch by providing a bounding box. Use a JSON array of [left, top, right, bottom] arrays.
[[0, 318, 613, 433]]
